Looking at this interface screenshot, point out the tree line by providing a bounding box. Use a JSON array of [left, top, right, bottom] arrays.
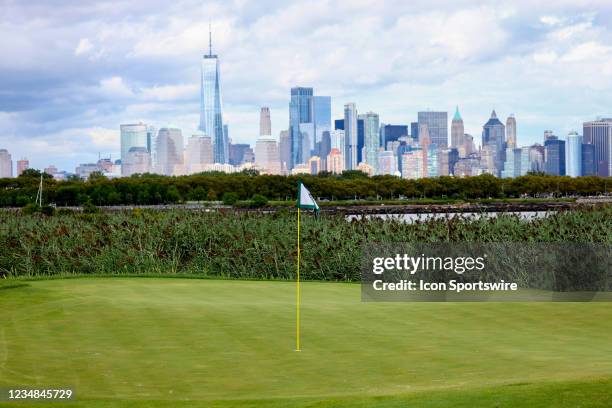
[[0, 168, 609, 207]]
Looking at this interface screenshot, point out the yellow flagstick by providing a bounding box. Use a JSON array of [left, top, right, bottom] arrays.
[[296, 207, 301, 351]]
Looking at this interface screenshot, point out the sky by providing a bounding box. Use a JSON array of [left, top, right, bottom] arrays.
[[1, 0, 612, 171]]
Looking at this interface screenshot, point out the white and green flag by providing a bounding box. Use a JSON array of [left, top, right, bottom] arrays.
[[297, 181, 319, 212]]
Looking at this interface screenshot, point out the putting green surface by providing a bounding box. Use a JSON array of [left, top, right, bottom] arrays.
[[1, 278, 612, 407]]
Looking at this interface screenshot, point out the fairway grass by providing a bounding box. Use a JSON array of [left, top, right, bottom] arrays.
[[1, 278, 612, 407]]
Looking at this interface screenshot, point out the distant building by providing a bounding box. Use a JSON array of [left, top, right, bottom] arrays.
[[229, 143, 253, 166], [565, 132, 582, 177], [357, 162, 374, 176], [260, 107, 271, 136], [544, 139, 566, 176], [44, 165, 58, 176], [482, 110, 506, 176], [0, 149, 12, 178], [312, 96, 332, 150], [326, 148, 344, 174], [377, 150, 396, 176], [16, 158, 29, 176], [186, 132, 214, 174], [155, 127, 184, 176], [75, 163, 100, 179], [289, 87, 313, 169], [418, 111, 448, 148], [583, 118, 612, 177], [380, 124, 409, 147], [506, 114, 517, 148], [255, 137, 281, 175], [501, 148, 521, 178], [410, 122, 419, 141], [426, 145, 438, 178], [454, 156, 482, 177], [343, 103, 358, 170], [463, 134, 475, 157], [582, 143, 597, 176], [529, 144, 545, 173], [123, 147, 151, 176], [308, 156, 322, 175], [544, 130, 556, 142], [401, 149, 424, 179], [278, 130, 291, 173], [359, 112, 379, 174], [120, 123, 148, 175], [450, 106, 464, 154], [438, 148, 459, 176], [199, 29, 228, 163], [291, 163, 310, 175]]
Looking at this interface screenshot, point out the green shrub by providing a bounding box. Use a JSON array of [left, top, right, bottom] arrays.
[[21, 203, 39, 215], [40, 205, 55, 216], [222, 192, 239, 206], [250, 194, 268, 208], [82, 201, 100, 214]]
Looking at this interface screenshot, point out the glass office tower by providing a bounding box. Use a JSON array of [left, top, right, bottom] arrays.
[[199, 30, 227, 163]]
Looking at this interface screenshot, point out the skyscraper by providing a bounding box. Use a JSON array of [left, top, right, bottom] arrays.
[[278, 130, 291, 173], [501, 148, 521, 178], [16, 158, 29, 176], [259, 107, 271, 136], [418, 111, 448, 148], [123, 147, 151, 176], [544, 138, 565, 176], [0, 149, 12, 178], [199, 27, 227, 164], [482, 110, 506, 176], [380, 124, 408, 148], [506, 114, 517, 148], [565, 131, 582, 177], [450, 106, 464, 152], [359, 112, 380, 173], [410, 122, 419, 141], [312, 96, 331, 148], [155, 127, 184, 176], [229, 143, 252, 166], [582, 143, 596, 176], [120, 123, 148, 176], [344, 103, 358, 170], [326, 148, 344, 174], [377, 150, 396, 176], [255, 137, 281, 175], [186, 132, 213, 174], [289, 87, 313, 169], [583, 118, 612, 177]]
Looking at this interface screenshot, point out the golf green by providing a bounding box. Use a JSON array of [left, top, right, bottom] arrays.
[[1, 278, 612, 407]]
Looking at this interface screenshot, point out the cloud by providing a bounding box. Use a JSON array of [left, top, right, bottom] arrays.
[[540, 15, 563, 26], [74, 38, 93, 55], [98, 76, 134, 98]]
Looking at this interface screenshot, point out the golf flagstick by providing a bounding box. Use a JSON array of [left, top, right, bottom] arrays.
[[296, 206, 301, 351], [295, 181, 320, 352]]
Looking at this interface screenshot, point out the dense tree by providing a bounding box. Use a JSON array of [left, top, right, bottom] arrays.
[[0, 172, 609, 207]]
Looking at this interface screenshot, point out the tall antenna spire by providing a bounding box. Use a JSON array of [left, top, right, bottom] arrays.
[[208, 23, 212, 56]]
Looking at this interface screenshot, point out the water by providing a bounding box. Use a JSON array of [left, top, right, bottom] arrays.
[[346, 211, 554, 223]]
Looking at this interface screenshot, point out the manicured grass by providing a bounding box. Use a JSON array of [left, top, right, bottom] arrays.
[[1, 278, 612, 407]]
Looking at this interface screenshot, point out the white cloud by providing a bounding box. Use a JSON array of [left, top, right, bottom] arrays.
[[140, 84, 199, 101], [74, 38, 93, 55], [540, 15, 563, 26], [98, 76, 134, 98]]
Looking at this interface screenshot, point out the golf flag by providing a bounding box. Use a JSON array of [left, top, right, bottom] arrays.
[[297, 181, 320, 212], [295, 181, 318, 351]]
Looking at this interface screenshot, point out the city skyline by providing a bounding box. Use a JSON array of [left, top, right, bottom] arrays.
[[2, 1, 612, 170]]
